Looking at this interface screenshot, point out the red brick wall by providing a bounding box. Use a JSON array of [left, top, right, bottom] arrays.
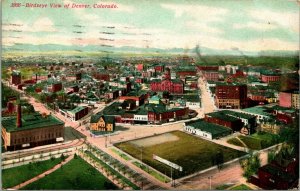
[[279, 92, 292, 108]]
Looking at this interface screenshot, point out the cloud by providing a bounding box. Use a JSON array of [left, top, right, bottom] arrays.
[[232, 21, 277, 31], [3, 18, 56, 32], [186, 21, 223, 35], [161, 3, 228, 22], [248, 9, 299, 33]]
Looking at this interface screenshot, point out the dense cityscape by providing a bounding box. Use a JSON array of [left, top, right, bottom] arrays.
[[2, 0, 299, 190]]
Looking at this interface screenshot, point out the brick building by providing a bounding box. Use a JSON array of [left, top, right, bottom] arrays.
[[261, 71, 281, 83], [1, 107, 64, 151], [204, 111, 245, 132], [279, 90, 299, 109], [147, 104, 189, 124], [203, 71, 219, 81], [150, 69, 184, 94], [215, 83, 248, 109]]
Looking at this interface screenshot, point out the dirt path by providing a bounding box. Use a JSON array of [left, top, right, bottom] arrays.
[[10, 154, 74, 190]]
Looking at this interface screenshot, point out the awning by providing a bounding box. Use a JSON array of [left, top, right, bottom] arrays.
[[56, 137, 64, 142], [22, 143, 30, 147]]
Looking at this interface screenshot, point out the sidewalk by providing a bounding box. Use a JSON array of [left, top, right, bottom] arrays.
[[10, 154, 74, 190]]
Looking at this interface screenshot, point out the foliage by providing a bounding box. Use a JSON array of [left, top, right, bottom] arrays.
[[240, 153, 261, 180], [230, 184, 252, 190]]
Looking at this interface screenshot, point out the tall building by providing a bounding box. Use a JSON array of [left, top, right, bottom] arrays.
[[279, 90, 299, 109], [1, 107, 64, 151], [215, 83, 248, 109]]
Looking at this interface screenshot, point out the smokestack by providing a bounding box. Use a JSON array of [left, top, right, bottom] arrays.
[[16, 104, 22, 128]]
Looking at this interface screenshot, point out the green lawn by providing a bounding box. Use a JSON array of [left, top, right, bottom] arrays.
[[215, 184, 234, 190], [111, 148, 132, 161], [84, 151, 140, 190], [2, 158, 63, 189], [132, 161, 170, 183], [115, 131, 246, 179], [22, 156, 118, 190], [230, 184, 252, 190], [227, 132, 281, 150]]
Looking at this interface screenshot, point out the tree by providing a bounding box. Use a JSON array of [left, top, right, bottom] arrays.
[[240, 152, 261, 180], [215, 150, 224, 170]]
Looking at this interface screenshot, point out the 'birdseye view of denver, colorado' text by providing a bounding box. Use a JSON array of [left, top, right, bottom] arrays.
[[1, 0, 299, 190]]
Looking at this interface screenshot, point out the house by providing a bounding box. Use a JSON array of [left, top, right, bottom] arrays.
[[184, 119, 232, 140], [90, 114, 115, 132]]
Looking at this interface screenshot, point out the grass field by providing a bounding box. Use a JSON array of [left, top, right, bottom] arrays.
[[115, 131, 246, 179], [227, 132, 280, 150], [84, 151, 140, 190], [2, 158, 63, 189], [21, 156, 118, 190], [230, 184, 252, 190]]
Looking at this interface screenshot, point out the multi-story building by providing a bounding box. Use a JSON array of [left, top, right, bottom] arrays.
[[150, 69, 184, 94], [215, 83, 248, 109], [261, 71, 281, 83], [2, 106, 64, 151], [202, 71, 219, 81], [279, 90, 299, 109]]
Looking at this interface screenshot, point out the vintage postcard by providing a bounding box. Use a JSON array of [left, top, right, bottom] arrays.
[[1, 0, 299, 190]]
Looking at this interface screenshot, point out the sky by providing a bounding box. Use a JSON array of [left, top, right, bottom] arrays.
[[2, 0, 300, 53]]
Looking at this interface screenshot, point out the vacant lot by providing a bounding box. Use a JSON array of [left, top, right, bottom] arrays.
[[2, 158, 63, 189], [22, 156, 118, 190], [115, 131, 245, 179]]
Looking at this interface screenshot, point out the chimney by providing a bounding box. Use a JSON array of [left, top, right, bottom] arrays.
[[16, 104, 22, 128]]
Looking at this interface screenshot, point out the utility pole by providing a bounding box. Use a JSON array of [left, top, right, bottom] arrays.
[[208, 176, 213, 190]]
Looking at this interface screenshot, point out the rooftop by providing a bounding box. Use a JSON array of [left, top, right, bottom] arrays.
[[185, 119, 232, 137], [206, 111, 241, 122], [68, 106, 87, 114], [260, 164, 296, 182], [242, 106, 273, 117], [2, 113, 64, 132], [221, 110, 256, 120]]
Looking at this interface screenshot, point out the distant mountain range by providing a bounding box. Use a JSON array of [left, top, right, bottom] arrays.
[[3, 43, 299, 57]]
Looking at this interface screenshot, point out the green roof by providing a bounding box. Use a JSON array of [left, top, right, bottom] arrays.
[[243, 106, 273, 117], [221, 110, 256, 120], [149, 95, 160, 101], [68, 106, 86, 114], [185, 119, 232, 137], [90, 113, 115, 124], [2, 113, 64, 132], [206, 111, 241, 122]]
